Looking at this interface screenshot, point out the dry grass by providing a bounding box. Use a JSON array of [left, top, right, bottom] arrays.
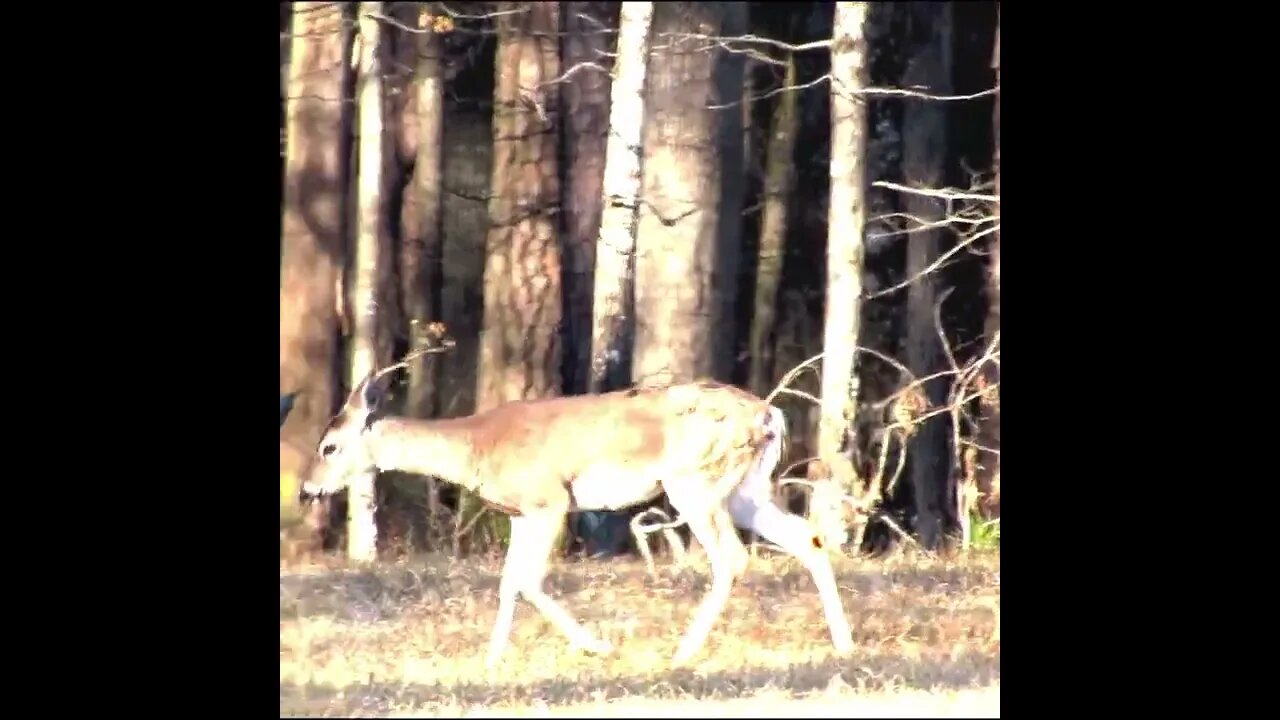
[[280, 548, 1000, 717]]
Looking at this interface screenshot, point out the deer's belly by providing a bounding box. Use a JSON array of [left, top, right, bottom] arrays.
[[569, 467, 663, 511]]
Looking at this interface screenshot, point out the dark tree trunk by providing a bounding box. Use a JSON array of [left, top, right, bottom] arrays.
[[977, 5, 1000, 518], [901, 0, 954, 551], [560, 1, 618, 395]]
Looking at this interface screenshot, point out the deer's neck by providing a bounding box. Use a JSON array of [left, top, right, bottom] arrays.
[[365, 417, 479, 491]]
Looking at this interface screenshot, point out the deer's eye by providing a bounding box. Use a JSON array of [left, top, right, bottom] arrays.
[[320, 443, 338, 458]]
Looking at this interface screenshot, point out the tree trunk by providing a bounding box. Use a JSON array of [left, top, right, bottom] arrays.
[[714, 3, 747, 383], [473, 0, 565, 552], [348, 3, 393, 562], [279, 2, 353, 550], [633, 1, 745, 386], [560, 1, 617, 396], [400, 3, 446, 420], [748, 56, 800, 398], [977, 6, 1000, 518], [394, 3, 448, 532], [589, 0, 652, 393], [818, 2, 871, 530], [386, 2, 422, 167], [478, 0, 564, 410], [901, 0, 954, 552]]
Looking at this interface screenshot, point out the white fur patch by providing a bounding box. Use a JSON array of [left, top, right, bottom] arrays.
[[727, 407, 786, 529], [570, 466, 664, 511]]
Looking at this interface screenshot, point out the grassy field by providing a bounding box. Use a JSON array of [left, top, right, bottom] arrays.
[[280, 547, 1000, 717]]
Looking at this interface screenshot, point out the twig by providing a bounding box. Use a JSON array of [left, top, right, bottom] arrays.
[[865, 225, 998, 299], [876, 513, 921, 548], [872, 180, 999, 204]]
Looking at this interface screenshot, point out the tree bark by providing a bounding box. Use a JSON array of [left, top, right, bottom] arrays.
[[748, 56, 800, 398], [632, 1, 745, 386], [400, 3, 446, 420], [348, 3, 394, 562], [477, 0, 564, 410], [818, 2, 871, 513], [279, 2, 353, 547], [470, 1, 565, 553], [392, 3, 448, 533], [901, 0, 954, 552], [559, 2, 617, 395], [589, 0, 652, 393], [977, 5, 1000, 518], [714, 3, 747, 383], [438, 106, 492, 421]]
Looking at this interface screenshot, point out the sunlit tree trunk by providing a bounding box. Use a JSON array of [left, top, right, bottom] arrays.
[[818, 2, 871, 548], [589, 0, 651, 393], [632, 1, 745, 386], [478, 0, 564, 408], [280, 1, 354, 551], [472, 1, 565, 548], [348, 3, 393, 562]]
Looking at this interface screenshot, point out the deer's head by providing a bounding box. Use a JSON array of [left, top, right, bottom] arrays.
[[301, 370, 389, 496]]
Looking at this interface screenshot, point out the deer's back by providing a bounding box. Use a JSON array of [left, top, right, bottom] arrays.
[[467, 382, 775, 510]]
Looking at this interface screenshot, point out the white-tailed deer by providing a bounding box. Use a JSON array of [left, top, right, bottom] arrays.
[[304, 360, 855, 668]]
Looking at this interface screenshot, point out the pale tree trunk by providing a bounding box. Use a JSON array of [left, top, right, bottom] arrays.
[[478, 0, 564, 409], [902, 0, 954, 552], [348, 3, 393, 563], [977, 7, 1000, 519], [561, 1, 617, 395], [280, 2, 354, 551], [589, 0, 652, 393], [818, 2, 871, 548], [748, 56, 800, 398], [633, 1, 745, 386]]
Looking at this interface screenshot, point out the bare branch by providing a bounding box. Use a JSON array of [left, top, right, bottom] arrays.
[[709, 73, 831, 110], [657, 31, 834, 55], [865, 224, 998, 299], [873, 180, 999, 204], [775, 387, 822, 406]]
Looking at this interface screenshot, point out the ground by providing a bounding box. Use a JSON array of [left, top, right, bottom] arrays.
[[280, 547, 1000, 717]]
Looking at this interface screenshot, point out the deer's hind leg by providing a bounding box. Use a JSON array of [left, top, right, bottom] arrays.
[[725, 417, 855, 655], [486, 507, 614, 668]]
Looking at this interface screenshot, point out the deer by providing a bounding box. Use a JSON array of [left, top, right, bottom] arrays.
[[302, 355, 856, 669]]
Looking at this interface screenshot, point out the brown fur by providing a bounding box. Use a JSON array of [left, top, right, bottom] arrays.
[[305, 372, 853, 667]]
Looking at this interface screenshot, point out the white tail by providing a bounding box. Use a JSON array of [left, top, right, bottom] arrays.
[[305, 359, 854, 668]]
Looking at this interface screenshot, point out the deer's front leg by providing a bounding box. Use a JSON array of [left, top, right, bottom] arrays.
[[487, 510, 614, 669]]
